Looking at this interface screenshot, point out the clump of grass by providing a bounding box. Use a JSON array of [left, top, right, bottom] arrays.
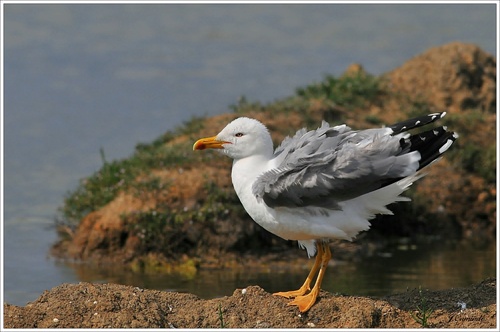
[[123, 208, 191, 255], [296, 73, 382, 109], [365, 114, 383, 125], [218, 303, 226, 328], [230, 94, 315, 124], [229, 95, 265, 114], [173, 116, 206, 136], [410, 286, 434, 328]]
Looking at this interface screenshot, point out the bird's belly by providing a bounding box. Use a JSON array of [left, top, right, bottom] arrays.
[[237, 191, 364, 242], [235, 189, 296, 239]]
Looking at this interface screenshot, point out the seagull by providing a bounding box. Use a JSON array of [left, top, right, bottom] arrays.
[[193, 112, 457, 312]]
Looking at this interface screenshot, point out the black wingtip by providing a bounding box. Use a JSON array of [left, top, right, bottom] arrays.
[[397, 124, 458, 170], [389, 112, 447, 135]]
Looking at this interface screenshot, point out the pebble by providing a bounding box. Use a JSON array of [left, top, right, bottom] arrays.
[[53, 318, 59, 323], [457, 301, 467, 311], [241, 288, 247, 295], [307, 322, 316, 327], [255, 320, 270, 328]]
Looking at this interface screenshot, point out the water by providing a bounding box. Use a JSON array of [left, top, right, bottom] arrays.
[[2, 3, 497, 306], [59, 239, 496, 300]]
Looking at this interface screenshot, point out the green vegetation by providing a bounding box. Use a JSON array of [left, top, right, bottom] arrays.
[[59, 154, 139, 226], [231, 94, 323, 130], [124, 209, 184, 254], [364, 114, 383, 125], [296, 73, 382, 109], [122, 179, 245, 259], [444, 111, 495, 184], [218, 303, 226, 328], [458, 142, 496, 183], [410, 287, 434, 328]]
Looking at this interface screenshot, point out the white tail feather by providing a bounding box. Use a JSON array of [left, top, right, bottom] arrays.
[[338, 172, 426, 239]]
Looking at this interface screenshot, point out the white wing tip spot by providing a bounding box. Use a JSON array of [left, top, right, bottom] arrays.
[[439, 139, 454, 154]]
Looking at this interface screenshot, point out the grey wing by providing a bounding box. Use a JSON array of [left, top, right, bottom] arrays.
[[252, 122, 420, 210]]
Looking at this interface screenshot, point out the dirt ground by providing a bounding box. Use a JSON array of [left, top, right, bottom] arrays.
[[3, 278, 496, 328]]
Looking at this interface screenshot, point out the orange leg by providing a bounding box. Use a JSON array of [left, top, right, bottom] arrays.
[[287, 242, 331, 312], [273, 243, 324, 298]]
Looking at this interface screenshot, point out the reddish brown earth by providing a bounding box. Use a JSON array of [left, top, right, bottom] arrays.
[[4, 279, 496, 328]]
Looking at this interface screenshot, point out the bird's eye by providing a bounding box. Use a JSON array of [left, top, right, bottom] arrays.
[[235, 133, 244, 137]]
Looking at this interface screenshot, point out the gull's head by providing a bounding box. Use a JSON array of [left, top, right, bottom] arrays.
[[193, 117, 273, 160]]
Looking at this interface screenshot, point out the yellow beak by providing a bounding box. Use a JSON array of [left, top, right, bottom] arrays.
[[193, 136, 228, 150]]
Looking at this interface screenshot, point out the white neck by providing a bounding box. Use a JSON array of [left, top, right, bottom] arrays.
[[231, 154, 272, 198]]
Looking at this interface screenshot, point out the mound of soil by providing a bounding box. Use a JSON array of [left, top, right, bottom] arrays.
[[386, 42, 496, 114], [4, 278, 496, 328], [51, 41, 496, 270]]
